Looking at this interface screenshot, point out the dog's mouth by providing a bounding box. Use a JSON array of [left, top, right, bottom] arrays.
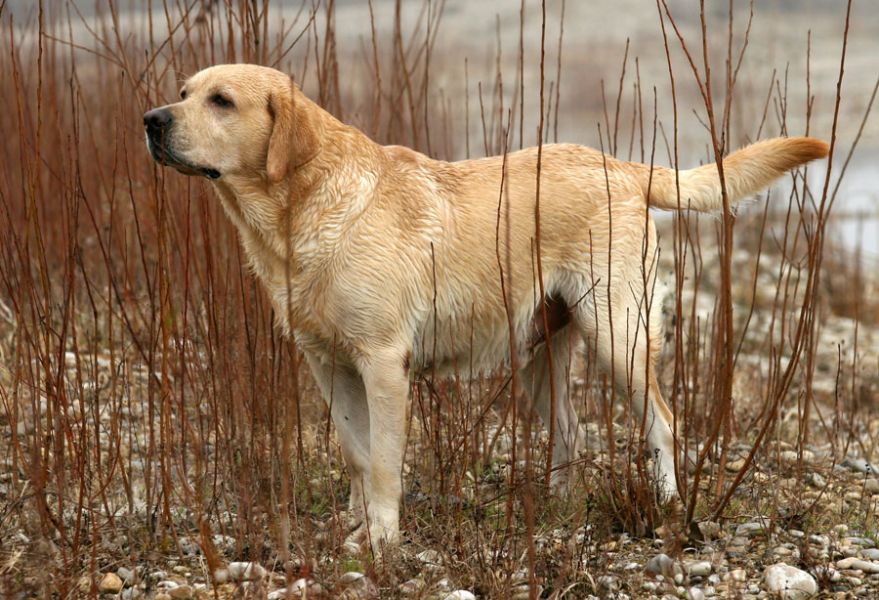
[[147, 138, 221, 180]]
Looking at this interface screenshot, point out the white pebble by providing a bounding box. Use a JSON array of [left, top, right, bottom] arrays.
[[339, 571, 365, 584], [416, 549, 444, 574], [686, 561, 712, 577], [764, 563, 817, 600], [226, 561, 266, 581], [836, 557, 879, 573], [443, 591, 476, 600]]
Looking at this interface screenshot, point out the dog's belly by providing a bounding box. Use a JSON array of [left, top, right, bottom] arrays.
[[409, 294, 572, 378], [411, 318, 517, 377]]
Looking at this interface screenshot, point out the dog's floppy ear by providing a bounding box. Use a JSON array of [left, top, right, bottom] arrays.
[[266, 76, 319, 184]]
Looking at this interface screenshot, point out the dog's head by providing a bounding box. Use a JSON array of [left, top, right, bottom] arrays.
[[143, 64, 319, 184]]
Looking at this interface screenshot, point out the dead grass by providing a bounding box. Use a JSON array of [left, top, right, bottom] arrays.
[[0, 0, 878, 598]]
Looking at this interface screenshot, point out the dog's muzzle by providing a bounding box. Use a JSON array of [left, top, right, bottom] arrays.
[[143, 107, 174, 137], [143, 108, 220, 179]]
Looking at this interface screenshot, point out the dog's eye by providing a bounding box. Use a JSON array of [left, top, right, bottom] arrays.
[[211, 93, 233, 108], [180, 89, 187, 100]]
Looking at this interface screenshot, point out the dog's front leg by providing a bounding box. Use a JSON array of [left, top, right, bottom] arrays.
[[357, 348, 410, 551], [303, 352, 371, 529]]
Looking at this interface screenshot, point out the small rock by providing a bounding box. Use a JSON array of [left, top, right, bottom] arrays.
[[339, 572, 378, 598], [836, 557, 879, 573], [764, 563, 818, 600], [212, 570, 228, 584], [340, 572, 366, 585], [688, 587, 705, 600], [646, 553, 678, 577], [416, 549, 444, 574], [117, 567, 135, 585], [861, 549, 879, 560], [726, 539, 749, 557], [99, 573, 124, 594], [281, 578, 314, 596], [508, 573, 530, 599], [212, 534, 236, 550], [686, 561, 712, 578], [736, 522, 768, 537], [597, 575, 619, 592], [866, 479, 879, 495], [841, 457, 874, 474], [443, 592, 476, 600], [726, 569, 747, 582], [698, 521, 722, 540], [120, 589, 142, 600], [220, 562, 265, 582], [780, 450, 814, 463], [168, 585, 193, 599], [399, 578, 425, 596], [178, 537, 200, 555], [814, 566, 839, 582], [726, 458, 746, 472], [805, 472, 827, 489]]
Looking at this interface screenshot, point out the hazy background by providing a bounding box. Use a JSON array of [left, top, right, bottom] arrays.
[[8, 0, 877, 256]]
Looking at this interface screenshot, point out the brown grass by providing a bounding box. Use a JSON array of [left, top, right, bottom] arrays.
[[0, 1, 877, 598]]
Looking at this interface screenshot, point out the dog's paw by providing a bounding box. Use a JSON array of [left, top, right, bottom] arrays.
[[343, 510, 401, 557], [651, 448, 681, 502], [341, 538, 362, 556]]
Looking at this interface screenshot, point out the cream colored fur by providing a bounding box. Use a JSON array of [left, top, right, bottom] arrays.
[[144, 64, 829, 551]]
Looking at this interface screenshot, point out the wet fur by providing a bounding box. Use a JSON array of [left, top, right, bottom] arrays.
[[145, 64, 829, 550]]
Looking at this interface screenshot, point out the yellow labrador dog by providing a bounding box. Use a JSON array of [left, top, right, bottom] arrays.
[[144, 64, 828, 549]]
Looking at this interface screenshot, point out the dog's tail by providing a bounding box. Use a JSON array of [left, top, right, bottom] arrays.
[[632, 137, 829, 212]]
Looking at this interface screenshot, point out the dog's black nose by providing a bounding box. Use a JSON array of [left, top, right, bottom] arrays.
[[143, 108, 173, 132]]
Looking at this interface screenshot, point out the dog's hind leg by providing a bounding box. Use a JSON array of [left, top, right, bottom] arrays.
[[304, 352, 371, 530], [519, 325, 584, 489], [573, 277, 679, 500]]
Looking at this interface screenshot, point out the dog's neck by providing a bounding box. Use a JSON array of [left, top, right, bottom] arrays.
[[210, 105, 384, 317]]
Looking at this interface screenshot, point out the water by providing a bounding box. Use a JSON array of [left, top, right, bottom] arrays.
[[5, 0, 877, 259]]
